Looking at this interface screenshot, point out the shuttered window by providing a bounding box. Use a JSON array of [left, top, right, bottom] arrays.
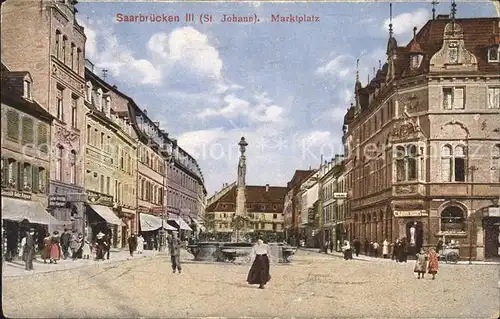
[[23, 163, 32, 190], [37, 124, 48, 153], [21, 117, 34, 145], [17, 161, 23, 191], [1, 158, 8, 186], [488, 87, 500, 109], [7, 110, 19, 140], [32, 166, 39, 193]]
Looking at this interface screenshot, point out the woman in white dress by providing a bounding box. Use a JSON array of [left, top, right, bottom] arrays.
[[136, 234, 144, 254]]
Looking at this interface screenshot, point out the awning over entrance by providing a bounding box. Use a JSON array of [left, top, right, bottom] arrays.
[[1, 197, 65, 225], [168, 214, 192, 231], [88, 205, 124, 226], [139, 213, 176, 232], [190, 217, 206, 231]]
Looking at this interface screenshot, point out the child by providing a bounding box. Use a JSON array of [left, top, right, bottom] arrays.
[[82, 239, 91, 259]]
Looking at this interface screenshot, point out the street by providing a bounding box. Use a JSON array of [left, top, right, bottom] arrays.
[[2, 250, 499, 318]]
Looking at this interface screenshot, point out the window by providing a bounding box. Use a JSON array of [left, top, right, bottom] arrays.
[[37, 167, 47, 193], [442, 87, 464, 110], [106, 176, 111, 195], [70, 43, 75, 69], [492, 145, 500, 183], [100, 133, 104, 148], [487, 87, 500, 109], [76, 49, 82, 73], [115, 180, 119, 201], [23, 163, 32, 191], [56, 86, 64, 121], [107, 136, 111, 153], [395, 146, 406, 182], [488, 45, 499, 62], [454, 145, 466, 182], [407, 145, 417, 180], [24, 80, 31, 99], [37, 124, 48, 152], [21, 117, 34, 145], [96, 89, 103, 111], [441, 145, 452, 182], [70, 150, 77, 184], [71, 96, 78, 128], [6, 110, 19, 140], [62, 36, 67, 63], [55, 146, 63, 181], [55, 30, 61, 58], [87, 125, 91, 143], [141, 179, 145, 199], [100, 174, 104, 193], [441, 206, 465, 232]]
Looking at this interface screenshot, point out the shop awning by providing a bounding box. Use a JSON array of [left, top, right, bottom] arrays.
[[168, 214, 192, 231], [190, 217, 206, 231], [1, 197, 65, 225], [139, 213, 175, 232], [88, 204, 124, 226]]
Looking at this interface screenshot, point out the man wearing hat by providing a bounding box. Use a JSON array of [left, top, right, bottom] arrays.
[[23, 228, 36, 271]]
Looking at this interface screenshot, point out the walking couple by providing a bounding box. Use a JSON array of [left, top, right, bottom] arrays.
[[414, 247, 439, 280]]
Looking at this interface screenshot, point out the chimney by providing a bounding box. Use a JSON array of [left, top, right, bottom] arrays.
[[112, 85, 117, 89], [143, 109, 148, 115], [265, 184, 269, 192], [437, 14, 450, 20], [154, 121, 160, 127]]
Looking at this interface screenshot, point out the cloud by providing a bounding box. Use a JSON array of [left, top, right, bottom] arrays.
[[148, 27, 223, 80], [315, 54, 351, 76], [382, 8, 430, 37], [300, 130, 332, 148], [78, 19, 161, 85]]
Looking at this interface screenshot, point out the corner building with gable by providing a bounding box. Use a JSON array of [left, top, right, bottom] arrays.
[[343, 12, 500, 260]]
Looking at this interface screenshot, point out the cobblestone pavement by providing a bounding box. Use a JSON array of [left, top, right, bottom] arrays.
[[2, 250, 499, 318]]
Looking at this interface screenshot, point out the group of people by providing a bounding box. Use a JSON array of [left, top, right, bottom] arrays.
[[127, 233, 145, 257], [414, 247, 440, 280]]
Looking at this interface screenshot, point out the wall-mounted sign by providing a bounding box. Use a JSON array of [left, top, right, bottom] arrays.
[[2, 189, 32, 200], [488, 207, 500, 217], [48, 194, 66, 208], [333, 192, 348, 199], [86, 190, 113, 206], [393, 210, 428, 217]]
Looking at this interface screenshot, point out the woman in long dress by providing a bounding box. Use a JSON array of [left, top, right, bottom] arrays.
[[49, 231, 61, 263], [247, 239, 271, 289], [41, 233, 51, 263], [427, 248, 439, 280], [382, 239, 389, 259], [136, 234, 144, 254], [414, 248, 427, 279]]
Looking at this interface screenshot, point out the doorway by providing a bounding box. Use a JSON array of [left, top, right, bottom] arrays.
[[406, 221, 423, 254], [484, 217, 500, 259]]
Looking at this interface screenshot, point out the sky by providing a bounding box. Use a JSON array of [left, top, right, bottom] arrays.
[[76, 1, 497, 196]]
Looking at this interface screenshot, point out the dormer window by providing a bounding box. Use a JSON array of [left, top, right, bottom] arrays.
[[23, 80, 31, 99], [103, 94, 111, 116], [86, 82, 92, 102], [410, 54, 423, 69], [488, 45, 499, 62], [96, 88, 103, 111]]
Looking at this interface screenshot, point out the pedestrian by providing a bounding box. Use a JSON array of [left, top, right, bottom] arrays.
[[342, 240, 352, 260], [49, 231, 61, 264], [18, 233, 26, 261], [427, 248, 439, 280], [70, 230, 79, 260], [95, 232, 106, 260], [364, 239, 369, 255], [60, 229, 71, 259], [382, 239, 389, 259], [136, 234, 144, 254], [168, 232, 182, 274], [247, 238, 271, 289], [23, 229, 36, 271], [104, 232, 111, 260], [372, 241, 380, 257], [128, 234, 137, 257], [324, 240, 329, 254], [393, 239, 400, 261], [353, 238, 361, 257], [81, 238, 91, 259], [414, 248, 428, 279], [41, 232, 51, 263]]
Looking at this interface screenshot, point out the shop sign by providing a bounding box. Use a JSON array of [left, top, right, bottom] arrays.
[[333, 192, 347, 199], [86, 190, 113, 206], [1, 189, 32, 200], [393, 210, 428, 217], [489, 207, 500, 217], [48, 194, 66, 207]]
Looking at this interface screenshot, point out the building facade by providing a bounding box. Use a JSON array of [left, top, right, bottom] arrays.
[[2, 0, 88, 232], [298, 170, 319, 248], [283, 170, 316, 245], [343, 12, 500, 260], [83, 65, 137, 248]]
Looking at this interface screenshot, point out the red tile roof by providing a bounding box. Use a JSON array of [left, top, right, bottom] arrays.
[[205, 185, 287, 212]]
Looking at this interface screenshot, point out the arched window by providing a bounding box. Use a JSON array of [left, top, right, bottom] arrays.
[[492, 145, 500, 183], [454, 145, 466, 182], [407, 145, 418, 180], [395, 146, 406, 182], [55, 145, 64, 181], [441, 145, 453, 182], [70, 150, 77, 184], [441, 206, 466, 232]]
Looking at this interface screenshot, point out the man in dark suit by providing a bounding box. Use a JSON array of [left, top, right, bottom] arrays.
[[23, 228, 36, 271], [168, 232, 182, 274]]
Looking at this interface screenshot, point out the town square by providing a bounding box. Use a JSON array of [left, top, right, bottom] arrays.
[[1, 0, 500, 317]]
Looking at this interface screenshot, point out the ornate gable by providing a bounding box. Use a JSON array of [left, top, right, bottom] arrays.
[[390, 111, 425, 142], [429, 21, 478, 72]]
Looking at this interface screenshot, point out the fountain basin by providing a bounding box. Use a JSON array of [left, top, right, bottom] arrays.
[[187, 242, 224, 262]]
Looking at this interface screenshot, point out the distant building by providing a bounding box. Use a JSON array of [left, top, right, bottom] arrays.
[[343, 10, 500, 260]]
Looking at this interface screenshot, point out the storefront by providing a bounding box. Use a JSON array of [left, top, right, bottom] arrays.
[[139, 213, 175, 250], [167, 214, 192, 240], [48, 181, 86, 234]]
